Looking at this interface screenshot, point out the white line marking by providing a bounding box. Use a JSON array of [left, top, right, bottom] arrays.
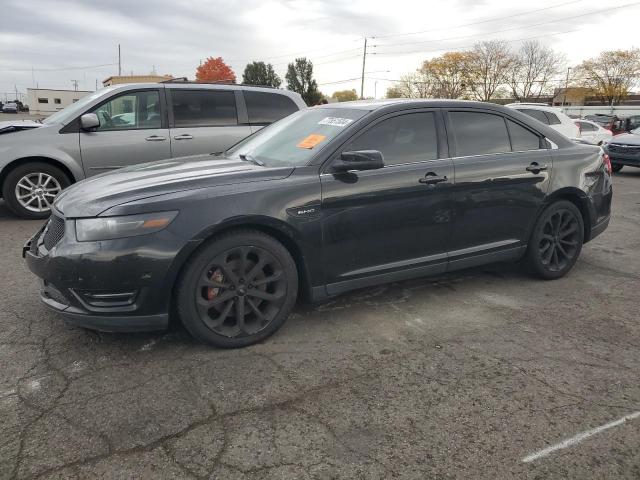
[[522, 411, 640, 463]]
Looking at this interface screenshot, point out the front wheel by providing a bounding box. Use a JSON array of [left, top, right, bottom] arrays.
[[526, 201, 584, 280], [176, 230, 298, 348], [2, 162, 70, 219]]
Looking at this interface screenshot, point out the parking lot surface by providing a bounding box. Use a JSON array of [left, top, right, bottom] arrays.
[[1, 172, 640, 479]]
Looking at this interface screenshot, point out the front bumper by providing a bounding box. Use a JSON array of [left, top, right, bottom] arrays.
[[22, 216, 195, 333], [605, 146, 640, 167]]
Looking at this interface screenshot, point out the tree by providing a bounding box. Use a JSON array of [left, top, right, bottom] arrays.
[[467, 40, 514, 101], [242, 61, 281, 87], [421, 52, 472, 99], [508, 40, 565, 101], [285, 58, 322, 106], [387, 70, 433, 99], [196, 57, 236, 83], [573, 49, 640, 105], [332, 89, 358, 102]]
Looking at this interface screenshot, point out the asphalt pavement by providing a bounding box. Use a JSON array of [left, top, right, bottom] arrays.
[[1, 171, 639, 479]]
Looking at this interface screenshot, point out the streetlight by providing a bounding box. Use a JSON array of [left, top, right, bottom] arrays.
[[562, 67, 571, 107]]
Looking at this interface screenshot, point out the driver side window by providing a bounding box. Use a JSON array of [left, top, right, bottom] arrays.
[[89, 90, 161, 131], [344, 112, 439, 166]]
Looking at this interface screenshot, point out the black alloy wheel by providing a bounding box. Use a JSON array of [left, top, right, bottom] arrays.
[[177, 230, 298, 348], [526, 200, 584, 280]]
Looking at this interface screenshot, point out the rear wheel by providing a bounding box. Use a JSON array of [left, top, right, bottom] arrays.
[[611, 164, 623, 173], [2, 162, 70, 219], [526, 200, 584, 280], [176, 230, 298, 348]]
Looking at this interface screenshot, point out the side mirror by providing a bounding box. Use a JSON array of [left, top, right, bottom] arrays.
[[332, 150, 384, 173], [80, 113, 100, 131]]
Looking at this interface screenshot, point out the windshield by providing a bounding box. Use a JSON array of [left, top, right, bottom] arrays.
[[226, 107, 368, 167], [43, 87, 116, 125]]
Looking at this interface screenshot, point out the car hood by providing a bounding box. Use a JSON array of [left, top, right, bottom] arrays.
[[609, 133, 640, 145], [54, 155, 294, 218], [0, 119, 43, 135]]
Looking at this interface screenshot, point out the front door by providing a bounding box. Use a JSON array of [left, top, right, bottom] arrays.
[[320, 110, 454, 294], [79, 89, 170, 176], [167, 89, 252, 157], [445, 109, 552, 268]]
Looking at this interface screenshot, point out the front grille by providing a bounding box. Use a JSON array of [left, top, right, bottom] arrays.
[[608, 144, 640, 155], [42, 215, 65, 250]]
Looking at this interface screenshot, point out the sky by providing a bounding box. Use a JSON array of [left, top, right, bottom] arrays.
[[1, 0, 639, 102]]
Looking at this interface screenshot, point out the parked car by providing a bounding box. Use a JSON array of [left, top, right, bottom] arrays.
[[602, 127, 640, 172], [0, 82, 306, 218], [23, 100, 612, 348], [584, 114, 640, 136], [574, 119, 612, 145], [506, 103, 579, 139], [2, 102, 18, 113]]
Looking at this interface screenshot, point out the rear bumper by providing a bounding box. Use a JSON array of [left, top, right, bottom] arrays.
[[589, 214, 610, 242]]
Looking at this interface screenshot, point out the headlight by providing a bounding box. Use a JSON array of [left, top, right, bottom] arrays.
[[76, 211, 178, 242]]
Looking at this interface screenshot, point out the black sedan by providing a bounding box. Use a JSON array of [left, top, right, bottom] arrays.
[[24, 100, 613, 348], [603, 128, 640, 172]]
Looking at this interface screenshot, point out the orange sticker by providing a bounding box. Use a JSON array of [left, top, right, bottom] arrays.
[[297, 134, 326, 149]]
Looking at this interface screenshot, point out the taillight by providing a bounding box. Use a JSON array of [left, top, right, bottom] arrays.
[[602, 153, 612, 175], [574, 121, 581, 132]]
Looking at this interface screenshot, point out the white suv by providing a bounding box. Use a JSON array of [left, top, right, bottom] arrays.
[[505, 103, 579, 139]]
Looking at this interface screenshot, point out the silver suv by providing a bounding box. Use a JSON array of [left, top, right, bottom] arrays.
[[0, 82, 306, 218]]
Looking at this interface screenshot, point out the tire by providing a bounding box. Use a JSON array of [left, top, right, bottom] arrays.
[[611, 164, 623, 173], [2, 162, 71, 219], [176, 229, 298, 348], [526, 200, 584, 280]]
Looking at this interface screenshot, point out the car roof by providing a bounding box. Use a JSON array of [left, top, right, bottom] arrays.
[[107, 82, 303, 101], [315, 98, 510, 112]]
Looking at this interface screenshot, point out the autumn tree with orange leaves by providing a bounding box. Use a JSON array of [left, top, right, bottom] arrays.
[[195, 57, 236, 83]]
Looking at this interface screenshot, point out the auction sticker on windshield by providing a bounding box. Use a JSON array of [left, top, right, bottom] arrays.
[[318, 117, 353, 127], [297, 134, 327, 149]]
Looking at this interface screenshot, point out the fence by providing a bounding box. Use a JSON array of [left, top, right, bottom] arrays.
[[561, 105, 640, 117]]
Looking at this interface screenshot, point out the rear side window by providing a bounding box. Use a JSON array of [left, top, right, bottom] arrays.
[[244, 91, 298, 125], [507, 120, 541, 151], [518, 108, 550, 125], [579, 121, 597, 132], [450, 111, 511, 156], [171, 90, 237, 127], [345, 112, 439, 166], [544, 112, 561, 125]]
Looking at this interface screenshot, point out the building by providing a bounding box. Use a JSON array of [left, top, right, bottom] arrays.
[[26, 88, 92, 116], [102, 74, 173, 87]]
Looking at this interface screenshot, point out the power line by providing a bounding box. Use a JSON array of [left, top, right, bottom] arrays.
[[2, 63, 117, 73], [371, 0, 584, 39], [372, 28, 582, 56], [373, 2, 640, 49]]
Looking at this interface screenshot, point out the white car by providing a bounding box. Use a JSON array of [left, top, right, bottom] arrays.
[[505, 103, 579, 139], [574, 119, 613, 146]]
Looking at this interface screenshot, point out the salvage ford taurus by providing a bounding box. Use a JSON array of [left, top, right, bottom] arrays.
[[23, 100, 613, 348]]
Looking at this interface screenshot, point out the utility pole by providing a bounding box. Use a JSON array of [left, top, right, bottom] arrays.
[[71, 79, 79, 91], [118, 44, 121, 76], [562, 67, 571, 107], [360, 37, 367, 100]]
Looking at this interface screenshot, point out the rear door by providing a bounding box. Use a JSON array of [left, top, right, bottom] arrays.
[[445, 109, 552, 269], [167, 88, 251, 157], [79, 89, 170, 176], [243, 90, 300, 134]]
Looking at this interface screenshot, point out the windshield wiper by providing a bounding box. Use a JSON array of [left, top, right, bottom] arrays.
[[239, 153, 264, 166]]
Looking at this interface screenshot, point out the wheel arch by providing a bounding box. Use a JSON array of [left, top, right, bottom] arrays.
[[169, 216, 315, 313], [0, 156, 78, 197], [543, 187, 593, 242]]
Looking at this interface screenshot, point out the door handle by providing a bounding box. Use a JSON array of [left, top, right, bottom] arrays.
[[173, 134, 193, 140], [419, 172, 448, 185], [526, 162, 548, 173], [145, 135, 166, 141]]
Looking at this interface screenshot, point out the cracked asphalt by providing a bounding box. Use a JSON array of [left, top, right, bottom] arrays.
[[1, 171, 640, 479]]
